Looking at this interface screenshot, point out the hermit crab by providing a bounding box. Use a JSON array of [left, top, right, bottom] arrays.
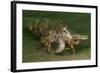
[[29, 19, 88, 54]]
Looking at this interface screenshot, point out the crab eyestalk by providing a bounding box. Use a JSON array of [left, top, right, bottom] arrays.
[[75, 35, 88, 40]]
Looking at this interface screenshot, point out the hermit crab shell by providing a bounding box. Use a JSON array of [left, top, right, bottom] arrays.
[[53, 39, 65, 53]]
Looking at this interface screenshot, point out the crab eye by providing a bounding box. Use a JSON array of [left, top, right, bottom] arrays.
[[73, 39, 77, 41], [63, 31, 66, 32]]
